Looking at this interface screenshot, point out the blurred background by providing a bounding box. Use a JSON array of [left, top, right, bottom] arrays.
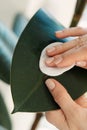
[[0, 0, 87, 130]]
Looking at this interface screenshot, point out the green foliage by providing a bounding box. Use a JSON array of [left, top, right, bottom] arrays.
[[0, 94, 12, 130], [11, 9, 87, 113], [0, 41, 11, 83], [0, 22, 17, 84]]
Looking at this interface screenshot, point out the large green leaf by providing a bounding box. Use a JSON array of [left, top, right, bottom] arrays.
[[11, 9, 87, 113], [0, 94, 12, 130]]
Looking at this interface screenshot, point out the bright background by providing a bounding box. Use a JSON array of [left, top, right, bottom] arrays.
[[0, 0, 87, 130]]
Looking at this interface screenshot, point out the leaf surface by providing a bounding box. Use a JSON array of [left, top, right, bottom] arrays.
[[11, 9, 87, 113]]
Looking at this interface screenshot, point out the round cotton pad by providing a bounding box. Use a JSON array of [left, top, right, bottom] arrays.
[[39, 42, 75, 76]]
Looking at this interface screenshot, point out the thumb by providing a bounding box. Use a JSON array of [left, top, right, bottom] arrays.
[[45, 79, 79, 115]]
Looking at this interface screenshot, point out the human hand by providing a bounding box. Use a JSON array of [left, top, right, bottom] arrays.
[[45, 27, 87, 69], [45, 78, 87, 130]]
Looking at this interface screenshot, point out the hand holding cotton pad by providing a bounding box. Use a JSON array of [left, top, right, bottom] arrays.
[[39, 42, 75, 76]]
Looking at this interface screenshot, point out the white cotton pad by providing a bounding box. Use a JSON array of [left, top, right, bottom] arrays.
[[39, 42, 75, 76]]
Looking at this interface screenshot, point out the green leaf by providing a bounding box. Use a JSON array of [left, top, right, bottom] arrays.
[[11, 9, 87, 113], [0, 22, 17, 83], [0, 40, 11, 83], [0, 94, 12, 130], [0, 125, 8, 130]]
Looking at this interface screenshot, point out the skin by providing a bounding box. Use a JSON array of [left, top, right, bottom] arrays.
[[45, 27, 87, 69], [45, 27, 87, 130], [45, 78, 87, 130]]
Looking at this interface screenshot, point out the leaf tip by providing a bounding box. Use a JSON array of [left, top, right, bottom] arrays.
[[11, 108, 17, 114]]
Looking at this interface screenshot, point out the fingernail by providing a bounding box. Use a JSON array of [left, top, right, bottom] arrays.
[[45, 57, 54, 64], [54, 57, 63, 65], [55, 31, 62, 34], [83, 92, 87, 99], [47, 46, 55, 53], [45, 79, 55, 90], [76, 61, 86, 67]]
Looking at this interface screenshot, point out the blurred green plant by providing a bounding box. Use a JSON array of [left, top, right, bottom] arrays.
[[0, 22, 17, 84], [0, 94, 12, 130]]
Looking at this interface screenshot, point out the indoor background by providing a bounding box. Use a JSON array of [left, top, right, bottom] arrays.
[[0, 0, 87, 130]]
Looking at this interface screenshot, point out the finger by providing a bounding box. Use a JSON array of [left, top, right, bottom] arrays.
[[45, 79, 79, 116], [46, 34, 87, 56], [45, 92, 87, 130], [75, 92, 87, 108], [56, 44, 87, 68], [46, 110, 68, 130], [76, 61, 87, 69], [46, 44, 87, 68], [46, 41, 78, 56], [45, 56, 63, 67], [56, 27, 87, 38]]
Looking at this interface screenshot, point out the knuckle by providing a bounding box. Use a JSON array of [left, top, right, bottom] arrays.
[[78, 37, 83, 45], [62, 29, 67, 33], [75, 36, 85, 48], [62, 29, 70, 35], [56, 44, 63, 50], [54, 55, 63, 60]]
